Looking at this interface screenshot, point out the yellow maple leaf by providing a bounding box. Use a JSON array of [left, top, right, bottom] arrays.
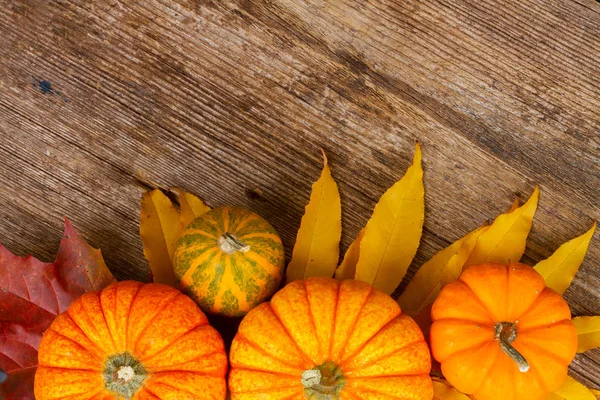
[[398, 224, 487, 316], [545, 376, 597, 400], [463, 186, 539, 269], [432, 378, 471, 399], [534, 222, 596, 294], [335, 228, 365, 280], [354, 143, 424, 294], [572, 316, 600, 353], [173, 188, 211, 231], [286, 152, 342, 283], [140, 189, 181, 287]]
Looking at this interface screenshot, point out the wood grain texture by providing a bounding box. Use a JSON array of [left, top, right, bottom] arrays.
[[0, 0, 598, 388]]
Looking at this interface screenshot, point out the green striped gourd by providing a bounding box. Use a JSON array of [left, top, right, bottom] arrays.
[[174, 206, 285, 317]]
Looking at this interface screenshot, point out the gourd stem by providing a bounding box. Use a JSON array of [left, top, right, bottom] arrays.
[[301, 362, 345, 398], [218, 232, 250, 254], [495, 322, 530, 373]]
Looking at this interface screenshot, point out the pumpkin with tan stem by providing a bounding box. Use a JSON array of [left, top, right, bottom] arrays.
[[229, 277, 433, 399], [174, 206, 285, 317], [430, 262, 578, 400], [34, 281, 228, 400]]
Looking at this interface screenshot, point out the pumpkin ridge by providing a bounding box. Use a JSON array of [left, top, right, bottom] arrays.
[[230, 383, 302, 394], [143, 376, 202, 399], [230, 362, 300, 378], [343, 377, 429, 398], [52, 314, 106, 359], [232, 216, 264, 237], [179, 248, 220, 290], [227, 210, 256, 232], [333, 284, 373, 361], [518, 340, 574, 366], [43, 328, 104, 368], [139, 382, 161, 400], [303, 279, 321, 356], [137, 320, 208, 363], [180, 229, 218, 240], [433, 320, 497, 361], [457, 281, 500, 323], [516, 318, 572, 334], [445, 341, 500, 395], [235, 333, 310, 371], [345, 372, 431, 380], [268, 303, 319, 366], [66, 298, 111, 354], [341, 338, 425, 373], [124, 283, 144, 352], [328, 280, 341, 359], [339, 289, 401, 364], [97, 291, 119, 352], [128, 291, 182, 350]]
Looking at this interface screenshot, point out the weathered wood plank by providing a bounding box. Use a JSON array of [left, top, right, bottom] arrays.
[[0, 0, 598, 388]]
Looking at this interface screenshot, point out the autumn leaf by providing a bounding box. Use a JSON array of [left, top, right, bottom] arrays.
[[572, 316, 600, 353], [432, 378, 471, 400], [140, 189, 181, 287], [398, 224, 487, 316], [545, 376, 597, 400], [335, 228, 365, 280], [355, 143, 424, 294], [463, 186, 539, 269], [286, 152, 342, 283], [534, 222, 596, 294], [173, 188, 211, 231], [0, 218, 115, 399]]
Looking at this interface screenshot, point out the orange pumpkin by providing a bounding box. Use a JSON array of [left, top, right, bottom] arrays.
[[430, 262, 578, 400], [34, 281, 228, 400], [174, 206, 285, 317], [229, 277, 433, 399]]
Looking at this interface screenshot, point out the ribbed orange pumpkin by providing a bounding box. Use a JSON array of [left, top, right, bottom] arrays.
[[34, 281, 228, 400], [229, 277, 433, 399], [430, 263, 578, 400], [174, 206, 284, 317]]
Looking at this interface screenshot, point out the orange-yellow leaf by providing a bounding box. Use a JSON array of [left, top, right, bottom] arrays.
[[398, 224, 487, 316], [355, 143, 424, 294], [173, 188, 211, 231], [286, 153, 342, 283], [463, 186, 539, 269], [140, 189, 180, 287], [572, 316, 600, 353], [433, 378, 471, 400], [335, 228, 365, 280], [508, 196, 519, 212], [545, 376, 596, 400], [534, 222, 596, 294]]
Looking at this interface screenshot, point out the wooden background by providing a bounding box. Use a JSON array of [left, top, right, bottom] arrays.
[[0, 0, 599, 390]]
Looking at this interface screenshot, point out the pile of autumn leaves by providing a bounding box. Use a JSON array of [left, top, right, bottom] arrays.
[[1, 143, 599, 399]]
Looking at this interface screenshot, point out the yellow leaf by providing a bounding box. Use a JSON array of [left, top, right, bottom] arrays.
[[173, 188, 211, 231], [398, 224, 487, 316], [508, 196, 519, 212], [140, 189, 180, 287], [355, 143, 424, 294], [286, 153, 342, 283], [464, 186, 539, 269], [432, 378, 472, 400], [534, 222, 596, 294], [545, 376, 597, 400], [572, 316, 600, 353], [335, 228, 365, 280]]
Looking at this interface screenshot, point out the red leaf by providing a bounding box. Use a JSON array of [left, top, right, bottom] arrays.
[[0, 218, 116, 399]]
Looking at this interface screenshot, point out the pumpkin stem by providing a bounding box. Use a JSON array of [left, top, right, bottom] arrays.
[[495, 322, 530, 373], [302, 361, 345, 399], [218, 232, 250, 254], [103, 352, 147, 399]]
